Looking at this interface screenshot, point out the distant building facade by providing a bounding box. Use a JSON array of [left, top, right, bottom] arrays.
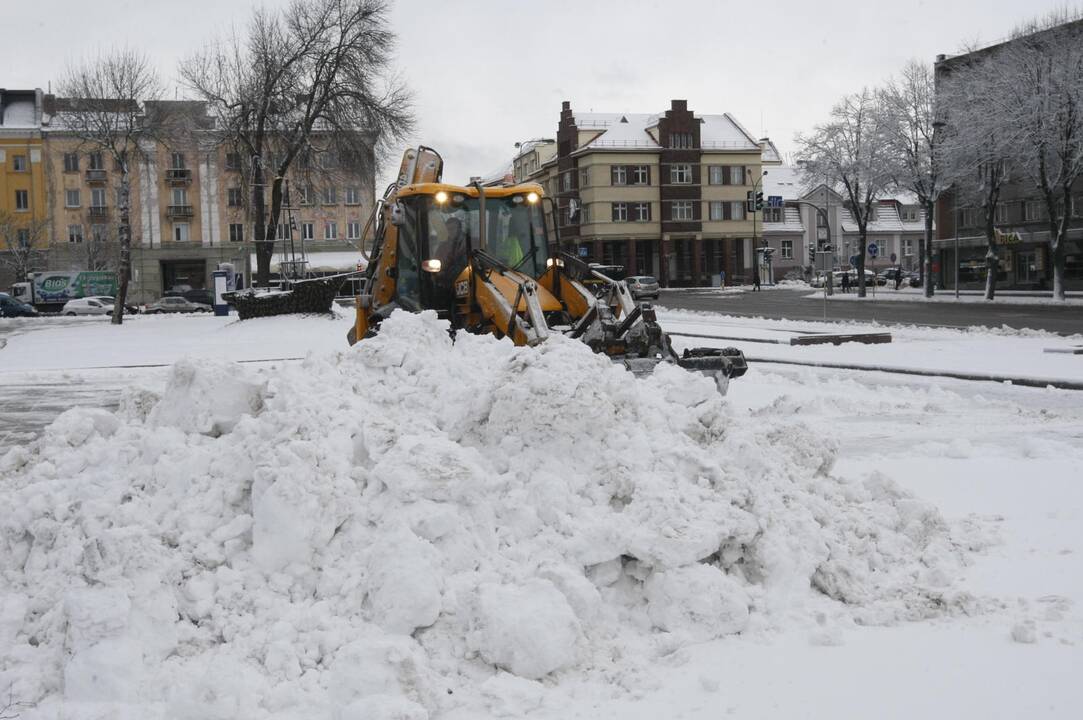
[[1, 89, 375, 303], [0, 89, 49, 288], [517, 100, 771, 287], [934, 22, 1083, 291]]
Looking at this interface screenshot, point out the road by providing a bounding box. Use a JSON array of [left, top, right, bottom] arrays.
[[657, 288, 1083, 335]]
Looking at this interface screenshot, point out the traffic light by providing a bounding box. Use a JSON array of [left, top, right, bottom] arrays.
[[755, 191, 764, 211], [745, 190, 755, 214], [808, 244, 816, 263]]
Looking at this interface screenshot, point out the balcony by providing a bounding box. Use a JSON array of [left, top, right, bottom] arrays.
[[85, 169, 107, 184], [167, 205, 194, 219], [165, 168, 192, 185], [88, 205, 109, 219]]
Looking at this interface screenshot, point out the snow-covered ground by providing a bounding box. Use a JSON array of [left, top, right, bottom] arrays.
[[1, 311, 1081, 719]]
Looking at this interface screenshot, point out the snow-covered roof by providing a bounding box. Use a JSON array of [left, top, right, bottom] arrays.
[[0, 90, 41, 129], [250, 251, 367, 274], [763, 166, 811, 200], [839, 203, 929, 234], [571, 110, 759, 153], [700, 113, 759, 150], [575, 113, 659, 151], [759, 138, 783, 164], [762, 206, 804, 234]]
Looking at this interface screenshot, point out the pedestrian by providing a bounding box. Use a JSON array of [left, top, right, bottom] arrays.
[[841, 271, 851, 293], [719, 269, 726, 288], [894, 268, 903, 291], [753, 272, 761, 291]]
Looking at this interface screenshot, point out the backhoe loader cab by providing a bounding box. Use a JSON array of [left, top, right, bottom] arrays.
[[350, 146, 747, 394]]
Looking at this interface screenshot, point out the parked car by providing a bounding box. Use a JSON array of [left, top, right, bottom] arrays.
[[146, 296, 212, 314], [625, 275, 660, 300], [810, 269, 877, 289], [86, 296, 139, 314], [0, 292, 38, 318], [61, 297, 115, 316], [165, 288, 214, 306]]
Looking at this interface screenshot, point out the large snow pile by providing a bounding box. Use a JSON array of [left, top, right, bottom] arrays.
[[0, 311, 975, 719]]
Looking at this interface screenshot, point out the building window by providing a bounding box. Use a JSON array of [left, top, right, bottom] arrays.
[[669, 132, 694, 149], [88, 152, 104, 171], [708, 166, 724, 185], [903, 238, 914, 256], [347, 221, 361, 240], [345, 187, 361, 205], [16, 229, 30, 247], [670, 164, 692, 184], [63, 153, 79, 172], [229, 223, 244, 243], [172, 188, 188, 206], [709, 201, 724, 221], [632, 165, 649, 185], [322, 187, 337, 205], [1024, 200, 1046, 222], [68, 224, 84, 243], [764, 207, 783, 222], [91, 188, 107, 208], [325, 221, 338, 240], [580, 203, 591, 224], [16, 190, 30, 211], [781, 240, 793, 259], [671, 201, 694, 221], [730, 165, 745, 185], [579, 167, 590, 188], [302, 222, 314, 240], [959, 208, 976, 227], [65, 189, 80, 208], [298, 185, 313, 205], [561, 171, 573, 192], [228, 188, 243, 207], [225, 152, 241, 171], [277, 223, 290, 240], [171, 152, 185, 169], [611, 165, 627, 185], [994, 203, 1009, 224], [634, 202, 651, 221], [91, 224, 108, 243], [13, 155, 27, 172], [173, 223, 190, 242], [1074, 195, 1083, 218], [612, 202, 628, 222], [730, 202, 746, 221]]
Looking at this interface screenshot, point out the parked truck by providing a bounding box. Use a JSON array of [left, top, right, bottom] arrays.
[[10, 271, 118, 313]]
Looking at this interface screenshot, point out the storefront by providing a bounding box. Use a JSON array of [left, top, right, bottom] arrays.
[[936, 230, 1083, 291]]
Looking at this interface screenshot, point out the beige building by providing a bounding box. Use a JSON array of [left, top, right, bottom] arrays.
[[518, 100, 769, 287], [39, 97, 375, 304]]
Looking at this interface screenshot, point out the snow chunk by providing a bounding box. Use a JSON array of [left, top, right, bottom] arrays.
[[148, 358, 264, 436], [469, 580, 581, 679]]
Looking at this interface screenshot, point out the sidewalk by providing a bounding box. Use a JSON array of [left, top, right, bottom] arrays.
[[803, 287, 1083, 306]]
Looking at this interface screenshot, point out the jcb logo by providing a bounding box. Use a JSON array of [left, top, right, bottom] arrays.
[[455, 280, 469, 298]]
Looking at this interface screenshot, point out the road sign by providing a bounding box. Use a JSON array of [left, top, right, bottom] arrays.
[[867, 243, 879, 258], [767, 195, 783, 208], [890, 252, 897, 263]]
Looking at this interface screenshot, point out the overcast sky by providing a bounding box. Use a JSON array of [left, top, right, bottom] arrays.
[[2, 0, 1072, 185]]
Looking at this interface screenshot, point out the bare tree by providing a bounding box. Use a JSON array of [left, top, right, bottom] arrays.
[[0, 210, 49, 285], [994, 15, 1083, 300], [83, 224, 117, 272], [56, 48, 163, 324], [881, 60, 946, 297], [797, 89, 894, 297], [939, 51, 1021, 300], [181, 0, 413, 287]]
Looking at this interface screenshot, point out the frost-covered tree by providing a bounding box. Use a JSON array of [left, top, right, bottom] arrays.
[[993, 15, 1083, 300], [57, 49, 163, 324], [881, 61, 945, 297], [797, 89, 894, 297], [181, 0, 413, 287], [0, 210, 49, 284]]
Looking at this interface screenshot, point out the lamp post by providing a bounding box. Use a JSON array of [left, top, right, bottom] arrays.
[[748, 168, 768, 285]]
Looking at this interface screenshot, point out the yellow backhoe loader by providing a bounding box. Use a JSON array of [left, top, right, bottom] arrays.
[[348, 147, 746, 393]]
